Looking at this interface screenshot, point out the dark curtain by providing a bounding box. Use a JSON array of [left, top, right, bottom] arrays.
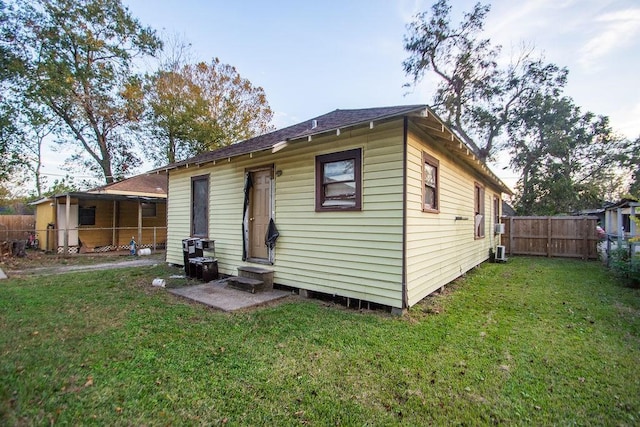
[[265, 218, 279, 250], [242, 172, 253, 261]]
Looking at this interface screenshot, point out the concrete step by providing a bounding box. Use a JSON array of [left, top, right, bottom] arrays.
[[226, 276, 265, 294], [237, 266, 273, 290]]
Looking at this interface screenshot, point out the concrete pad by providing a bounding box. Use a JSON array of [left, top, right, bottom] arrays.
[[168, 279, 290, 312], [0, 268, 7, 280]]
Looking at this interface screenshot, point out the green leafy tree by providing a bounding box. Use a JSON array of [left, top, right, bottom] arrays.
[[9, 104, 59, 197], [0, 104, 19, 183], [509, 95, 625, 215], [0, 1, 22, 184], [6, 0, 161, 184], [622, 136, 640, 197], [403, 0, 567, 161], [144, 56, 274, 165], [143, 54, 213, 164], [43, 175, 81, 196]]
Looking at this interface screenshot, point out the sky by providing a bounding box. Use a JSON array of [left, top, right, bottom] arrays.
[[39, 0, 640, 189]]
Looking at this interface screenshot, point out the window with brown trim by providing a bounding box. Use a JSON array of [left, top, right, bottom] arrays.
[[422, 152, 439, 213], [493, 195, 500, 226], [315, 148, 362, 211], [191, 175, 209, 237], [474, 182, 485, 239]]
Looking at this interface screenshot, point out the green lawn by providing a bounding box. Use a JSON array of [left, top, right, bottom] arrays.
[[1, 257, 638, 425]]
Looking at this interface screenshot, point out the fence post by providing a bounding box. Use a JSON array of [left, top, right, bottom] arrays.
[[547, 217, 552, 258], [583, 217, 588, 260], [509, 217, 514, 255], [153, 227, 157, 253]]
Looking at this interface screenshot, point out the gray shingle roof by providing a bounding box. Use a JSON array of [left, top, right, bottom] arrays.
[[164, 105, 428, 169], [152, 104, 512, 194]]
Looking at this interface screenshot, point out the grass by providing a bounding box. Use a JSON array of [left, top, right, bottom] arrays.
[[0, 257, 639, 425]]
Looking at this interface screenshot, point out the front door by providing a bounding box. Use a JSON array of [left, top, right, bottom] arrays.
[[249, 168, 272, 260]]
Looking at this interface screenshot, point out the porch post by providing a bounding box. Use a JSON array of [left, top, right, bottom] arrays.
[[112, 200, 117, 248], [137, 199, 142, 248], [63, 194, 70, 256], [631, 205, 637, 257], [617, 207, 623, 246]]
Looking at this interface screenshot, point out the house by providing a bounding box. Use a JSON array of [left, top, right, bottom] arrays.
[[605, 198, 639, 241], [31, 172, 168, 253], [160, 105, 512, 312], [574, 208, 605, 225], [501, 201, 517, 217]]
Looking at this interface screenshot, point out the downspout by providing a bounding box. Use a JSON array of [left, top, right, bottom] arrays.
[[401, 116, 409, 312]]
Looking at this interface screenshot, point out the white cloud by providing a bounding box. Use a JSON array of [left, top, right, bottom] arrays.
[[397, 0, 427, 23], [613, 102, 640, 139], [578, 8, 640, 67]]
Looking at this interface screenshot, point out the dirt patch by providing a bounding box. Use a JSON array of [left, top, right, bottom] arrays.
[[2, 251, 166, 276]]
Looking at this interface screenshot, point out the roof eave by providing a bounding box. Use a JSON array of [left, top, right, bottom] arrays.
[[410, 109, 513, 196], [48, 192, 167, 202]]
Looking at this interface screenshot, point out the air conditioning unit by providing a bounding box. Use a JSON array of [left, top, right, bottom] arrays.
[[495, 245, 507, 262], [494, 223, 505, 234]]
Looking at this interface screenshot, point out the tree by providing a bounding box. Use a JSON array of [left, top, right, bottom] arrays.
[[143, 56, 274, 165], [403, 0, 567, 161], [622, 136, 640, 197], [42, 175, 81, 196], [11, 105, 59, 197], [0, 1, 22, 184], [509, 95, 625, 215], [0, 104, 19, 183], [6, 0, 161, 184]]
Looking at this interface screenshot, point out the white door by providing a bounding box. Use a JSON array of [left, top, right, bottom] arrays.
[[57, 204, 79, 246]]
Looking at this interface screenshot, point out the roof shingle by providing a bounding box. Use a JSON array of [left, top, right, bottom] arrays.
[[165, 105, 428, 169], [91, 172, 167, 195]]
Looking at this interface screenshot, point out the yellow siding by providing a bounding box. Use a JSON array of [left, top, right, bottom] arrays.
[[77, 200, 114, 249], [118, 201, 168, 246], [34, 201, 55, 250], [167, 121, 406, 307], [405, 126, 503, 306], [66, 200, 167, 250], [166, 169, 198, 264]]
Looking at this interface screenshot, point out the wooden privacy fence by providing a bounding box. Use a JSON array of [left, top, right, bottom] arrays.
[[0, 215, 35, 240], [502, 216, 599, 259]]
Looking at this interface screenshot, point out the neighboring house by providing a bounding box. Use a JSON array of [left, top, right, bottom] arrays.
[[31, 173, 168, 253], [501, 201, 517, 217], [574, 208, 605, 225], [159, 105, 512, 311], [605, 198, 639, 239]]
